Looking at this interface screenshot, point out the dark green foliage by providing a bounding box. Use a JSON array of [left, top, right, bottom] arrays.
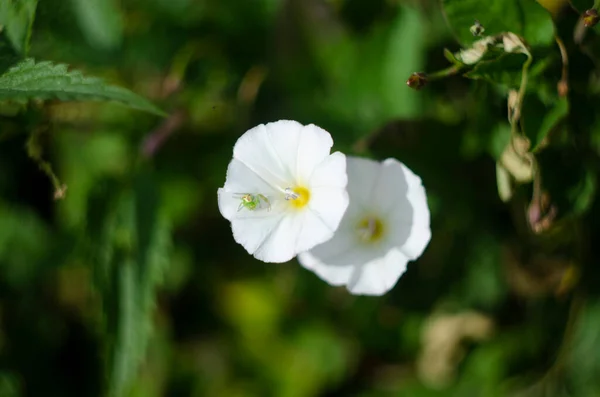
[[1, 0, 600, 396]]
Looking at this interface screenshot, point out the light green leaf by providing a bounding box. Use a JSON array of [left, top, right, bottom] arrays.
[[442, 0, 555, 46], [0, 0, 37, 54], [444, 47, 464, 65], [381, 6, 425, 119], [315, 6, 426, 140], [521, 0, 556, 46], [0, 59, 165, 116], [69, 0, 124, 50]]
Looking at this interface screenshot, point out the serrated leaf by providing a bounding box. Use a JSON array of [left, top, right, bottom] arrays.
[[69, 0, 124, 51], [442, 0, 555, 47], [0, 0, 37, 54], [0, 59, 165, 116]]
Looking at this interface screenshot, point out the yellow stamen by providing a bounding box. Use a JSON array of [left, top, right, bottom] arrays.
[[287, 186, 310, 209], [357, 216, 385, 242]]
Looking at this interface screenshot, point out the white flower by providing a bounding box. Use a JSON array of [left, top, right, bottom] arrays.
[[217, 120, 349, 263], [298, 156, 431, 296]]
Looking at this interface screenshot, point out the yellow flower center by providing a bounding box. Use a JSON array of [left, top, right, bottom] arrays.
[[356, 216, 384, 243], [287, 186, 310, 209]]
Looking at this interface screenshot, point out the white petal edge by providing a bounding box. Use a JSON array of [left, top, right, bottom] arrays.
[[232, 120, 335, 191], [346, 248, 410, 296], [295, 123, 334, 183], [250, 211, 304, 263], [344, 156, 381, 212], [298, 249, 356, 286], [232, 121, 298, 190], [363, 157, 430, 260], [379, 158, 431, 260], [230, 211, 290, 262], [307, 151, 349, 232]]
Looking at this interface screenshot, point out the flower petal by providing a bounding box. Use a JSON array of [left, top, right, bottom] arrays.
[[233, 121, 298, 190], [297, 225, 363, 286], [232, 120, 336, 191], [307, 152, 349, 232], [345, 157, 380, 211], [297, 215, 389, 286], [346, 248, 410, 296], [295, 123, 334, 183], [218, 159, 280, 221], [373, 158, 431, 260], [250, 212, 303, 263], [298, 252, 355, 286], [230, 211, 288, 261]]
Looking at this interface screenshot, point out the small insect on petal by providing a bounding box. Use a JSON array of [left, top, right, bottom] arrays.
[[236, 193, 271, 212]]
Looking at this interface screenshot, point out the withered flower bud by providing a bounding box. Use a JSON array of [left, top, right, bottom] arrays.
[[406, 72, 428, 90], [528, 191, 557, 234], [584, 9, 599, 28]]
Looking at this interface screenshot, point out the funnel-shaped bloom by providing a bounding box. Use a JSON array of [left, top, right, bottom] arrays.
[[218, 120, 349, 263], [298, 156, 431, 295]]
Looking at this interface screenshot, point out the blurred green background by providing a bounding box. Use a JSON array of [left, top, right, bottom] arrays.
[[2, 0, 600, 395]]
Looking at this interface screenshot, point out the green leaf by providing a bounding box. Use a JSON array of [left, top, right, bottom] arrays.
[[569, 168, 597, 215], [380, 6, 426, 119], [0, 59, 165, 116], [314, 6, 426, 141], [442, 0, 555, 46], [465, 52, 529, 88], [69, 0, 124, 51], [567, 299, 600, 394], [521, 94, 568, 151], [87, 173, 171, 397], [0, 202, 50, 287], [444, 47, 463, 65], [0, 373, 20, 397], [521, 0, 556, 46], [0, 0, 37, 54]]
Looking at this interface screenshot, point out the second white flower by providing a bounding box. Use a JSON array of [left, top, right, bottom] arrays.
[[298, 156, 431, 296]]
